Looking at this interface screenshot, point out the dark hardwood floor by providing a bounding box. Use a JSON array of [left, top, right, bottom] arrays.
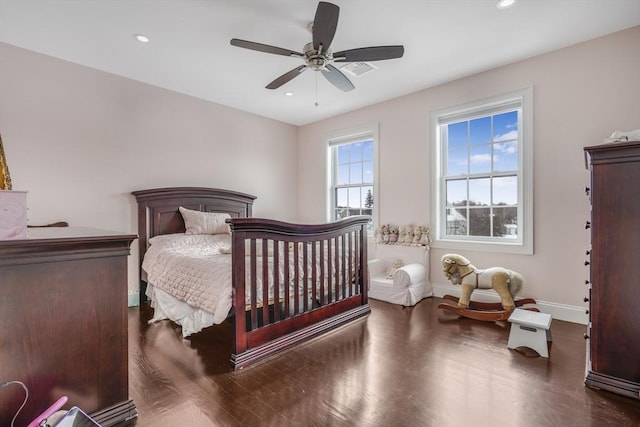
[[121, 298, 640, 427]]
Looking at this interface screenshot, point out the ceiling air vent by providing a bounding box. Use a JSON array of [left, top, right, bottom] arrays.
[[339, 62, 377, 77]]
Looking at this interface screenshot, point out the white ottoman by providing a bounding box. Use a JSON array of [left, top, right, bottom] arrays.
[[507, 308, 553, 357]]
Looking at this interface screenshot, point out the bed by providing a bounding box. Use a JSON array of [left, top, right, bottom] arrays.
[[132, 187, 371, 369]]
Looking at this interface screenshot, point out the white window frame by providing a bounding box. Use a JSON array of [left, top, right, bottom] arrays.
[[430, 88, 533, 254], [326, 123, 379, 234]]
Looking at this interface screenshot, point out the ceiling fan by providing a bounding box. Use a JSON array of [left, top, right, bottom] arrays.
[[230, 1, 404, 92]]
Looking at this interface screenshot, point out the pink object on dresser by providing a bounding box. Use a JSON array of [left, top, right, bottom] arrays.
[[0, 190, 27, 239]]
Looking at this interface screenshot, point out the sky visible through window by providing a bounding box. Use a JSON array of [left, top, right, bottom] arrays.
[[335, 139, 374, 210], [446, 110, 518, 206]]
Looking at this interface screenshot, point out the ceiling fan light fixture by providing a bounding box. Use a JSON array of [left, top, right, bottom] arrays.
[[496, 0, 516, 9]]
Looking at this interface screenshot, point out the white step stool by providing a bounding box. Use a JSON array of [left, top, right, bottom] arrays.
[[507, 308, 553, 357]]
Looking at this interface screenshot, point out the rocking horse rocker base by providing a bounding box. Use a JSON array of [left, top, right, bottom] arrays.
[[438, 294, 539, 321]]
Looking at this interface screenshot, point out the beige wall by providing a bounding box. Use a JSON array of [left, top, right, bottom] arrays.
[[2, 27, 639, 319], [297, 27, 640, 322], [0, 42, 298, 301]]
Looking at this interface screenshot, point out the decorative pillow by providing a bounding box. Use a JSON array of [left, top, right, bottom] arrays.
[[179, 206, 231, 235]]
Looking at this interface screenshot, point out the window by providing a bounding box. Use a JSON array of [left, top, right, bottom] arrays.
[[431, 89, 533, 254], [327, 124, 378, 232]]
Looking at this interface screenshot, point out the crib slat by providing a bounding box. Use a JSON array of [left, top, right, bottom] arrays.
[[352, 230, 360, 294], [293, 242, 299, 315], [262, 239, 269, 327], [302, 243, 308, 312], [340, 234, 347, 299], [273, 240, 281, 322], [283, 243, 290, 318], [319, 240, 326, 306], [328, 239, 334, 303], [334, 237, 340, 301], [311, 241, 317, 308], [250, 239, 258, 331], [345, 232, 355, 297]]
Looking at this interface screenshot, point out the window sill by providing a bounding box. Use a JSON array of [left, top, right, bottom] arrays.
[[432, 238, 533, 255]]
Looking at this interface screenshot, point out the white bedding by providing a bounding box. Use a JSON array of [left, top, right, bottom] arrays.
[[142, 233, 234, 324], [142, 233, 356, 337], [145, 283, 218, 337]]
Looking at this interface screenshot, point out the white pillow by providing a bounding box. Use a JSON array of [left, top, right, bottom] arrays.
[[179, 206, 231, 235]]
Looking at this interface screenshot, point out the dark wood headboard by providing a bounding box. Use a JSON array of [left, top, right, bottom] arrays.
[[131, 187, 256, 301]]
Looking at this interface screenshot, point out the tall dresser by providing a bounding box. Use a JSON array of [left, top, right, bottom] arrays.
[[0, 227, 137, 425], [584, 141, 640, 400]]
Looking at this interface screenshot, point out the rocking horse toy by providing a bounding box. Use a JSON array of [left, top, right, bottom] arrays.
[[438, 253, 538, 321]]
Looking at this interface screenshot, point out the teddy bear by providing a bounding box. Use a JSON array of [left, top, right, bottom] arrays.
[[386, 259, 404, 279], [382, 224, 390, 243], [396, 225, 405, 244], [388, 224, 399, 243], [419, 225, 431, 246], [402, 224, 414, 245], [397, 225, 405, 244], [412, 226, 423, 245], [374, 225, 384, 244]]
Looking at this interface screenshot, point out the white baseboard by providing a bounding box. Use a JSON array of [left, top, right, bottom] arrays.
[[432, 282, 588, 325], [129, 283, 588, 325]]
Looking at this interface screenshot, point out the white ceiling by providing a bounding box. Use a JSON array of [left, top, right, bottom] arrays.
[[1, 0, 639, 126]]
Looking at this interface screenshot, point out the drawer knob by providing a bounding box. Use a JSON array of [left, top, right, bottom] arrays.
[[585, 221, 591, 229], [585, 309, 589, 315], [585, 187, 590, 196], [583, 297, 589, 303], [585, 250, 591, 256], [584, 261, 590, 266], [584, 333, 589, 340], [585, 280, 590, 285]]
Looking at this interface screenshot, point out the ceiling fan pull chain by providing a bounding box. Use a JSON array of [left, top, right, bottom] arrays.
[[315, 72, 319, 107]]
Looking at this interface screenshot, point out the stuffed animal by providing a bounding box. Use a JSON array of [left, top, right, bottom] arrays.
[[441, 253, 524, 311], [419, 225, 431, 246], [412, 226, 423, 245], [403, 224, 414, 245], [389, 224, 399, 243], [374, 225, 384, 244], [382, 224, 390, 243], [386, 259, 404, 279], [398, 225, 404, 244]]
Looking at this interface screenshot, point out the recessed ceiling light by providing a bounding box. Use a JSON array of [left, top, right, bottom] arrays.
[[133, 34, 150, 43], [496, 0, 516, 9], [284, 92, 294, 97]]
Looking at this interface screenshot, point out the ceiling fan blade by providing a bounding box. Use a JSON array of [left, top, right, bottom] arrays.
[[321, 64, 355, 92], [333, 45, 405, 62], [312, 2, 339, 52], [230, 38, 303, 57], [266, 65, 308, 89]]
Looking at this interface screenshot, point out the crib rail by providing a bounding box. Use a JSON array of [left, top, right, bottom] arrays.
[[227, 216, 370, 368]]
